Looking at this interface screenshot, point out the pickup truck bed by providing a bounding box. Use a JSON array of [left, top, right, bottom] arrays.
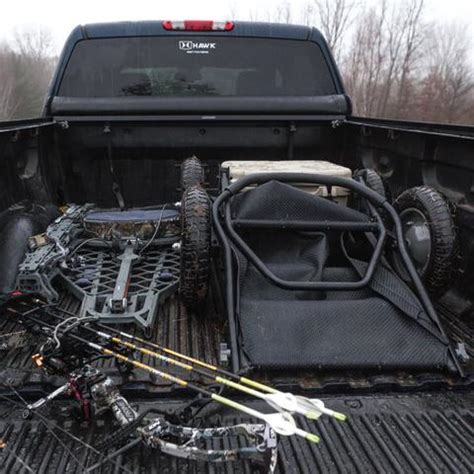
[[0, 20, 473, 473]]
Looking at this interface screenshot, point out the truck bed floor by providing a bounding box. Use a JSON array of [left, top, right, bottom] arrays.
[[0, 392, 472, 473]]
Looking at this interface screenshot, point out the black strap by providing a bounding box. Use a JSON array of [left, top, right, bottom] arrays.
[[107, 140, 126, 211], [342, 235, 448, 345]]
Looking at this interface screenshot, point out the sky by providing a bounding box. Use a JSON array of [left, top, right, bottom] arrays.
[[0, 0, 472, 54]]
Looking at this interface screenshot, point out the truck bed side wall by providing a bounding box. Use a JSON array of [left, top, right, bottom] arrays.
[[345, 119, 474, 313], [0, 118, 472, 313]]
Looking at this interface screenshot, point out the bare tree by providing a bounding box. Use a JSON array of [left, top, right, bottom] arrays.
[[5, 26, 57, 119], [13, 26, 54, 60], [392, 0, 425, 117], [342, 0, 445, 121], [241, 1, 294, 24], [344, 2, 388, 116], [310, 0, 357, 62], [415, 22, 473, 123], [228, 2, 239, 21], [0, 45, 19, 121], [275, 1, 293, 24], [375, 0, 424, 116]]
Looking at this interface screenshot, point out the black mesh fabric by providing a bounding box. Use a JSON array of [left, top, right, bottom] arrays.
[[228, 181, 450, 370], [348, 258, 435, 328], [231, 180, 369, 222], [238, 231, 329, 283], [238, 264, 373, 303], [238, 297, 448, 369]]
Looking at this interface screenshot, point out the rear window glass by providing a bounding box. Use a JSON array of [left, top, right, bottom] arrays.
[[59, 36, 336, 97]]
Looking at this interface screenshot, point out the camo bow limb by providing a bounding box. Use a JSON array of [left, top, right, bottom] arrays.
[[139, 417, 278, 471]]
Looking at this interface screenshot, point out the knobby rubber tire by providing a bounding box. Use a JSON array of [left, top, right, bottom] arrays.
[[351, 168, 388, 216], [179, 185, 211, 309], [181, 156, 205, 190], [394, 186, 457, 295], [353, 168, 386, 198]]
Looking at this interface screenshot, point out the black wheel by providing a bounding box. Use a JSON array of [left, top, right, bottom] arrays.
[[351, 168, 387, 215], [353, 168, 386, 198], [181, 156, 205, 190], [393, 186, 457, 295], [179, 185, 211, 309]]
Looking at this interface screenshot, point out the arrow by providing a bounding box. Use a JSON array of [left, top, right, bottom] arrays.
[[18, 311, 320, 444], [42, 307, 346, 423]]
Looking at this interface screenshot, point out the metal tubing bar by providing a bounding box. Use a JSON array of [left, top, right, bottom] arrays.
[[223, 173, 388, 205], [382, 203, 463, 376], [212, 172, 462, 374], [212, 173, 240, 373], [223, 201, 385, 291], [233, 219, 379, 231], [213, 173, 388, 290]]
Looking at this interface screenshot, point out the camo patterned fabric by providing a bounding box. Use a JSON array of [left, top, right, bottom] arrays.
[[139, 417, 278, 470], [83, 207, 181, 240], [83, 219, 180, 240]]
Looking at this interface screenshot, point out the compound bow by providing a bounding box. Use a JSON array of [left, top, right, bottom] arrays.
[[2, 296, 346, 472]]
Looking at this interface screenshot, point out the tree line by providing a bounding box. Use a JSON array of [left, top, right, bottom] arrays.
[[0, 1, 472, 124], [0, 27, 57, 121], [312, 0, 473, 124], [254, 0, 473, 124]]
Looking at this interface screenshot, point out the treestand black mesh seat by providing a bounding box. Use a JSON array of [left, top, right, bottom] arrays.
[[228, 181, 450, 371]]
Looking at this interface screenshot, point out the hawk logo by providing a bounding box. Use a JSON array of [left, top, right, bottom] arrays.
[[179, 41, 194, 51], [178, 41, 216, 53]]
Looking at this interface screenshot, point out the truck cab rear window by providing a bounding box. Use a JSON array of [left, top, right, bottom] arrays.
[[58, 37, 336, 97]]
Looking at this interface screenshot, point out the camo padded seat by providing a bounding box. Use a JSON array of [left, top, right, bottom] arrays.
[[84, 207, 179, 223], [83, 206, 180, 239]]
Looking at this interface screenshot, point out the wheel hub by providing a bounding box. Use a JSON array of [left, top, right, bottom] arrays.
[[399, 207, 432, 274]]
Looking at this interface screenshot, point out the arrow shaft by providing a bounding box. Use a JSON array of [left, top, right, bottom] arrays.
[[44, 305, 281, 396], [94, 329, 270, 399], [83, 327, 284, 411], [86, 341, 319, 441], [17, 311, 320, 443], [94, 323, 280, 393], [43, 310, 278, 402], [24, 306, 345, 424], [41, 309, 326, 420]]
